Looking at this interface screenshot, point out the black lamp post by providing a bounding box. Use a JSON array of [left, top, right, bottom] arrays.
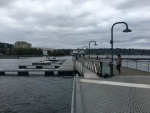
[[110, 22, 132, 76], [89, 41, 97, 59]]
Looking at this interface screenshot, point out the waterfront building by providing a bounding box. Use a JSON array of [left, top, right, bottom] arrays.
[[0, 42, 15, 55], [15, 41, 32, 48], [0, 42, 14, 48], [41, 48, 54, 55]]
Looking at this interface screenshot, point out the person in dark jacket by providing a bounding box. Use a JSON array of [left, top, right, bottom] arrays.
[[116, 54, 122, 73]]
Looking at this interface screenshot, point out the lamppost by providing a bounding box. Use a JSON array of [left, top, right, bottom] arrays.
[[110, 22, 132, 76], [89, 41, 97, 59]]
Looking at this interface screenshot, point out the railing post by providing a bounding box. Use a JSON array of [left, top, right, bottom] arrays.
[[136, 60, 137, 70], [127, 59, 128, 67], [148, 62, 150, 72], [81, 58, 84, 75]]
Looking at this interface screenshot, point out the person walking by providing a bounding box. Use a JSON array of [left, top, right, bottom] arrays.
[[116, 54, 122, 73]]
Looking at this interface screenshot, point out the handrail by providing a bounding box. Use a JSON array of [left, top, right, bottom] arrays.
[[117, 59, 150, 72], [73, 58, 100, 75]]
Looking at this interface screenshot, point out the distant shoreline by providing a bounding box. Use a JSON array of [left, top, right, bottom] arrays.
[[0, 55, 71, 59], [0, 55, 43, 59]]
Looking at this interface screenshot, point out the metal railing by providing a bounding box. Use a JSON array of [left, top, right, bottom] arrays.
[[84, 59, 99, 74], [99, 58, 150, 72], [121, 60, 150, 72], [73, 58, 100, 75]]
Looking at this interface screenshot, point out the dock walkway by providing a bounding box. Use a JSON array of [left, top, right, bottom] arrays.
[[74, 61, 150, 113], [75, 61, 99, 78], [58, 59, 73, 71]]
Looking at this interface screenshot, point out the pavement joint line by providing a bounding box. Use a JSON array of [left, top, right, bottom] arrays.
[[80, 79, 150, 89]]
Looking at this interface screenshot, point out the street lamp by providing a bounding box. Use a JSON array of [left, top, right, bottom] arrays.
[[89, 41, 97, 59], [110, 22, 132, 76], [82, 46, 88, 59]]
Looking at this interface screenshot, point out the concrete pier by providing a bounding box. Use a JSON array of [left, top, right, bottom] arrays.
[[74, 61, 150, 113]]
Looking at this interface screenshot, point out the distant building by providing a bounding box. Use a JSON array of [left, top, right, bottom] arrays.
[[41, 48, 54, 55], [71, 49, 85, 55], [15, 41, 32, 48], [0, 42, 14, 48], [0, 42, 15, 55]]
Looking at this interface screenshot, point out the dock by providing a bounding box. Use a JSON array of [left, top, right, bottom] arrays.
[[57, 59, 74, 76], [73, 59, 150, 113], [0, 59, 74, 76]]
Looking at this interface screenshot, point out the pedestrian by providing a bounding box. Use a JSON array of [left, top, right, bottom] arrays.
[[116, 54, 122, 73], [96, 55, 98, 60]]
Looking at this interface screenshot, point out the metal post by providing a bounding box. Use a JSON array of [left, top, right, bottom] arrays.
[[127, 59, 128, 67], [89, 41, 97, 59], [110, 22, 132, 76], [136, 60, 137, 70], [89, 42, 90, 59], [148, 62, 149, 72]]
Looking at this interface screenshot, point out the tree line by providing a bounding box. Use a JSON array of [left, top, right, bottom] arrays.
[[15, 48, 43, 55], [48, 49, 70, 56]]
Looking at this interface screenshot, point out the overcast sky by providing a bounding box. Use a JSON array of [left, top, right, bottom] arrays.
[[0, 0, 150, 49]]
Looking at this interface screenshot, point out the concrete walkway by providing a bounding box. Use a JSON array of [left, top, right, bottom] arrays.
[[114, 65, 150, 76], [80, 77, 150, 113], [78, 75, 150, 113], [75, 64, 150, 113]]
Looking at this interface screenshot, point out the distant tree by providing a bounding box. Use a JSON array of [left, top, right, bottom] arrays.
[[14, 48, 43, 56], [38, 48, 43, 56]]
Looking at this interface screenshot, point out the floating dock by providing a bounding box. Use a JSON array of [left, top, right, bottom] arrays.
[[0, 59, 74, 76]]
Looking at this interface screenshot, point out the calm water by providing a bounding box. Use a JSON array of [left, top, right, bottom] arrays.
[[0, 56, 73, 113]]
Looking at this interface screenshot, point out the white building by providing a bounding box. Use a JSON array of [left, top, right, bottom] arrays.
[[41, 48, 54, 55]]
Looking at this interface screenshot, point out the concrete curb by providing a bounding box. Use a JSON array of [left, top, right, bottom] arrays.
[[71, 76, 75, 113], [75, 74, 84, 113]]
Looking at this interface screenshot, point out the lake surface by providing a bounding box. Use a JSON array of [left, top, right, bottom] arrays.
[[0, 56, 73, 113]]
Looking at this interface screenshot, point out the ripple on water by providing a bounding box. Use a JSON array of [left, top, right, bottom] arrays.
[[0, 76, 73, 113]]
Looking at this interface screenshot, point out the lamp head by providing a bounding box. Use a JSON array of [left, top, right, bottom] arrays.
[[94, 43, 97, 46], [123, 28, 132, 33]]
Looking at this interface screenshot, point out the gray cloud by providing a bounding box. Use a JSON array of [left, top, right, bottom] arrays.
[[116, 0, 150, 10], [0, 0, 14, 6], [0, 0, 150, 49]]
